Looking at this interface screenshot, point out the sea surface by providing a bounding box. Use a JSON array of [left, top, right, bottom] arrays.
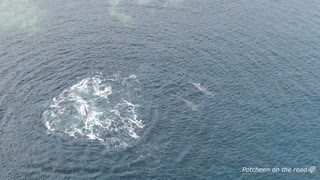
[[1, 0, 320, 179]]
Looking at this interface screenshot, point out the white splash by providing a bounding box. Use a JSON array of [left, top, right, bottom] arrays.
[[43, 74, 144, 148]]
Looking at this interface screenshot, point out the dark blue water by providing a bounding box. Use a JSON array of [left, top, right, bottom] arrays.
[[1, 0, 320, 179]]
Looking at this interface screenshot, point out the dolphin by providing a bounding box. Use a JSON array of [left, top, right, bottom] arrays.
[[190, 81, 213, 96], [84, 106, 88, 117], [176, 95, 198, 111], [79, 104, 88, 119]]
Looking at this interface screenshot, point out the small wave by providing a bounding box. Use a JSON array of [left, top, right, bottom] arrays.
[[43, 74, 144, 149]]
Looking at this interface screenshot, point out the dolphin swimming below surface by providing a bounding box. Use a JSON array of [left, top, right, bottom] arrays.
[[176, 95, 198, 111], [78, 104, 88, 119], [190, 81, 213, 96], [84, 106, 88, 117]]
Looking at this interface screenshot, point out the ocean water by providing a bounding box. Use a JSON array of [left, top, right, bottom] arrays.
[[1, 0, 320, 179]]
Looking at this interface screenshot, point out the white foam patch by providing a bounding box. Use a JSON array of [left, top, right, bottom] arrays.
[[43, 74, 144, 148]]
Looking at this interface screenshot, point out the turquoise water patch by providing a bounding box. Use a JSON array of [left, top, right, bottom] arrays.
[[0, 0, 43, 32]]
